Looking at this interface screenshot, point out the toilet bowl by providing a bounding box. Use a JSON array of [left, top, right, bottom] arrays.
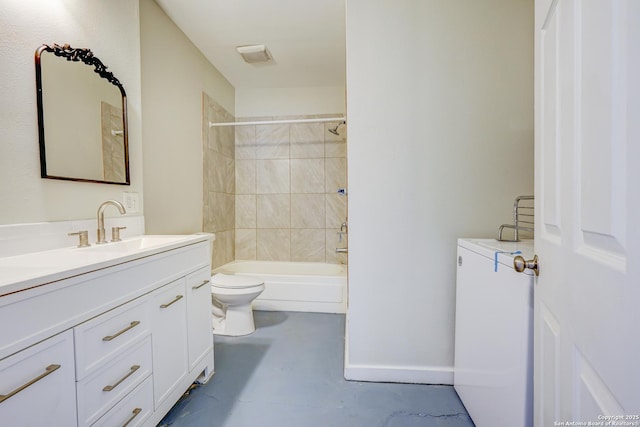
[[210, 273, 265, 336]]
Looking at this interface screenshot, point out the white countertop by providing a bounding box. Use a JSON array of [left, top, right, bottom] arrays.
[[0, 234, 210, 297]]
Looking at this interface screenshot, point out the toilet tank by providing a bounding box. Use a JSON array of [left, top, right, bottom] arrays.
[[454, 238, 534, 427]]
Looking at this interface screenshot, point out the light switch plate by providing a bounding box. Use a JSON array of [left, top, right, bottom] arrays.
[[123, 192, 140, 213]]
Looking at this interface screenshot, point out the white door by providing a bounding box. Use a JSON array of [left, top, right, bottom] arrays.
[[534, 0, 640, 425]]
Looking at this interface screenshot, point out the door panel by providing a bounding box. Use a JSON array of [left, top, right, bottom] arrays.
[[540, 0, 561, 236], [535, 0, 639, 423], [574, 350, 625, 418], [538, 304, 560, 427]]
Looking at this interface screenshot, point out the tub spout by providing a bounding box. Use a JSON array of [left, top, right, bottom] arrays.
[[335, 248, 348, 254]]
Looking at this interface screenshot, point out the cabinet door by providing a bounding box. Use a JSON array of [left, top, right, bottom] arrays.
[[186, 267, 213, 371], [151, 278, 188, 408], [0, 330, 76, 427]]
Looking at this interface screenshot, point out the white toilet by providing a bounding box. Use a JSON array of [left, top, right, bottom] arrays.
[[210, 273, 265, 336]]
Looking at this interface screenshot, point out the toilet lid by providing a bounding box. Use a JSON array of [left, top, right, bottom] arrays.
[[211, 273, 264, 289]]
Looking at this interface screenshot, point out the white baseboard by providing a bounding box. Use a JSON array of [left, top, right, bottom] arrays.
[[344, 363, 454, 385]]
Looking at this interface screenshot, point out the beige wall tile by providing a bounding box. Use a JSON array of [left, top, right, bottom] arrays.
[[203, 94, 236, 265], [206, 151, 235, 194], [207, 192, 235, 231], [256, 124, 290, 159], [203, 191, 215, 232], [229, 115, 348, 266], [257, 229, 290, 261], [208, 121, 235, 159], [235, 229, 257, 260], [257, 194, 290, 228], [236, 195, 256, 228], [325, 229, 347, 265], [324, 122, 347, 158], [291, 159, 324, 193], [206, 123, 221, 153], [325, 157, 347, 193], [291, 229, 326, 262], [291, 194, 325, 229], [235, 126, 256, 160], [219, 112, 235, 159], [326, 193, 347, 229], [212, 229, 235, 268], [256, 159, 290, 194], [236, 160, 256, 194], [290, 122, 324, 158]]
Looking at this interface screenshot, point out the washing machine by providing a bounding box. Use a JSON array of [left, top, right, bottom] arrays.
[[454, 238, 534, 427]]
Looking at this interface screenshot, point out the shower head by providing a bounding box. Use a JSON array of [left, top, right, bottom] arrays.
[[328, 121, 346, 136]]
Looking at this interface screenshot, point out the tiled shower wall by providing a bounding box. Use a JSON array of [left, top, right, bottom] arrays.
[[235, 115, 348, 264], [203, 94, 235, 268]]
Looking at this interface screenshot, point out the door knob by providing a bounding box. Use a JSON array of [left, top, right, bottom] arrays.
[[514, 254, 539, 276]]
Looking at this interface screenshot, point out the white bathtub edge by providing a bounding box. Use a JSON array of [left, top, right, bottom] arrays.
[[215, 261, 347, 314], [254, 299, 346, 314]]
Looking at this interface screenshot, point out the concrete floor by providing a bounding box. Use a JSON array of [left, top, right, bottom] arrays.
[[159, 311, 474, 427]]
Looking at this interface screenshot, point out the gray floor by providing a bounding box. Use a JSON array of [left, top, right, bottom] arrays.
[[159, 311, 474, 427]]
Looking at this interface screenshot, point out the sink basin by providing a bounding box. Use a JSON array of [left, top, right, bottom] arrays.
[[1, 248, 108, 268], [85, 235, 194, 254]]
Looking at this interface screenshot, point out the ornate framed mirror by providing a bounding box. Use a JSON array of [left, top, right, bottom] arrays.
[[35, 44, 130, 185]]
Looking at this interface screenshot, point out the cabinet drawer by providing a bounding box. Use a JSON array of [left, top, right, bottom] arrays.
[[92, 376, 153, 427], [0, 330, 76, 427], [75, 297, 151, 380], [77, 335, 152, 426]]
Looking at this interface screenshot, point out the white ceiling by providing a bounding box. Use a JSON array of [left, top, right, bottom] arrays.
[[154, 0, 346, 89]]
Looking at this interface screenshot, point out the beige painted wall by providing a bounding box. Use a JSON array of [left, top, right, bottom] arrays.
[[0, 0, 142, 225], [345, 0, 534, 383], [236, 86, 345, 118], [140, 0, 234, 235]]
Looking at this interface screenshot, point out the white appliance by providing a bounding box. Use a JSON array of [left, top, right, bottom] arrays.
[[454, 238, 534, 427]]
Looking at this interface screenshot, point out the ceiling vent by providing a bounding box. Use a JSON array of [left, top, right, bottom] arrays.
[[236, 44, 273, 64]]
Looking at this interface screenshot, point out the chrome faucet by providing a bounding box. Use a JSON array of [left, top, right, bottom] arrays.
[[97, 200, 126, 244]]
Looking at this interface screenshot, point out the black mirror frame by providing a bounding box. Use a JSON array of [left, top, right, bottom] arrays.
[[35, 43, 131, 185]]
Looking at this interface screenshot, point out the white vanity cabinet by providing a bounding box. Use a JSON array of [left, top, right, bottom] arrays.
[[0, 235, 215, 427], [0, 330, 77, 427]]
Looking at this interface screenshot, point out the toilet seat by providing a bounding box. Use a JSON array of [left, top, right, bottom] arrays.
[[211, 273, 264, 290]]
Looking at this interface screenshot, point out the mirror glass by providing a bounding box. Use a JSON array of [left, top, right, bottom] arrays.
[[35, 44, 130, 185]]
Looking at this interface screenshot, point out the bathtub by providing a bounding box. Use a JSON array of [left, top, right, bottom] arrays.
[[212, 260, 347, 314]]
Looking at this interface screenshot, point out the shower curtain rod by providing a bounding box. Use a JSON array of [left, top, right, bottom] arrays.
[[208, 116, 346, 128]]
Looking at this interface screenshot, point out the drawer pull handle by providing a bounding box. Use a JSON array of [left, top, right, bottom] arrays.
[[0, 364, 60, 404], [192, 279, 210, 290], [103, 321, 141, 342], [160, 295, 183, 309], [103, 365, 140, 392], [122, 408, 142, 427]]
